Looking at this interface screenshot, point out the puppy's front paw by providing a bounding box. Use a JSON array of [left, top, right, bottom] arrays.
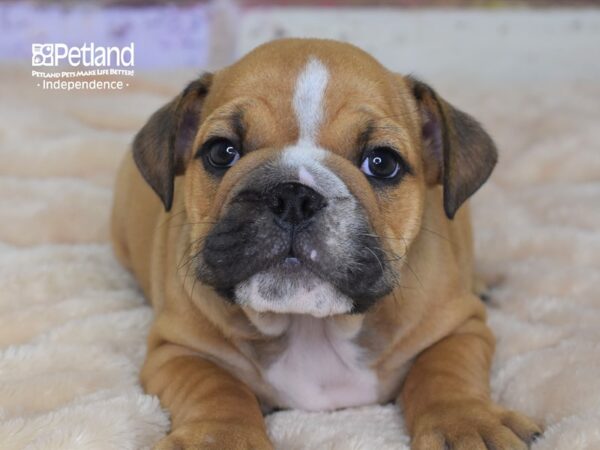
[[154, 421, 274, 450], [411, 400, 542, 450]]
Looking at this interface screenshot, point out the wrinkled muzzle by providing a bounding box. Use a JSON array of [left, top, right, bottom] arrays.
[[196, 145, 396, 317]]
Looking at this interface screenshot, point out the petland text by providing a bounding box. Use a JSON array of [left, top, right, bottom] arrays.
[[32, 43, 134, 67]]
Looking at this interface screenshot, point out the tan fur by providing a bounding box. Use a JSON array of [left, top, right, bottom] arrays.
[[111, 39, 541, 449]]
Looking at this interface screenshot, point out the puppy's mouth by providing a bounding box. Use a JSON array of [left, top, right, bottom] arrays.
[[195, 182, 395, 316], [282, 256, 301, 267]]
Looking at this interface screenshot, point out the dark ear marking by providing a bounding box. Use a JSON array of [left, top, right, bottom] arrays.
[[132, 73, 213, 211], [409, 77, 498, 219]]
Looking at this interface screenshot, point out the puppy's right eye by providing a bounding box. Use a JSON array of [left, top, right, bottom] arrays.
[[203, 138, 241, 169]]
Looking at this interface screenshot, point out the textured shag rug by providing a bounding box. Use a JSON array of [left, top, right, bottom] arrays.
[[1, 9, 599, 450]]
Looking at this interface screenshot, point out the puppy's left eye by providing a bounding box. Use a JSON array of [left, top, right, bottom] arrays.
[[360, 147, 402, 179], [205, 138, 240, 168]]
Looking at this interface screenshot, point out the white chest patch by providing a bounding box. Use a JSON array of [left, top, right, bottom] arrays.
[[265, 316, 379, 411]]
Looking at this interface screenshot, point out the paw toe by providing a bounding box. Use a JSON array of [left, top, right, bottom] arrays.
[[501, 410, 543, 445], [412, 431, 448, 450]]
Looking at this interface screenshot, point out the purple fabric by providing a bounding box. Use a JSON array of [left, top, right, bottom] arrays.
[[0, 2, 211, 68]]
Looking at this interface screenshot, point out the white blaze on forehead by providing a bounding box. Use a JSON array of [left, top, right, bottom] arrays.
[[284, 145, 326, 166], [282, 144, 350, 198], [298, 165, 317, 188], [293, 57, 329, 144], [281, 57, 349, 199]]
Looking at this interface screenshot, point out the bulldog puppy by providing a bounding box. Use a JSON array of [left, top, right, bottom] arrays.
[[111, 38, 542, 449]]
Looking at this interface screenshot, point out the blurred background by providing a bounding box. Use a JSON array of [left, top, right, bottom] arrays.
[[1, 1, 599, 449]]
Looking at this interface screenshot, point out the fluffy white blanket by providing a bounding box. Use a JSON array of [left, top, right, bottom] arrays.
[[1, 9, 599, 450]]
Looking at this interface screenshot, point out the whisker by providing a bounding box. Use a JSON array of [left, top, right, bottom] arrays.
[[157, 209, 187, 229], [359, 233, 408, 260], [402, 259, 424, 290], [365, 247, 386, 279], [360, 232, 424, 292], [419, 226, 453, 244], [177, 235, 208, 285], [168, 220, 217, 230]]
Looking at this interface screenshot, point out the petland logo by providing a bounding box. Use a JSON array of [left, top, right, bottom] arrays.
[[32, 42, 135, 67], [31, 42, 135, 91]]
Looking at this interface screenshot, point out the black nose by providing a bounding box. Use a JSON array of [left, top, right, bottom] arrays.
[[267, 182, 326, 226]]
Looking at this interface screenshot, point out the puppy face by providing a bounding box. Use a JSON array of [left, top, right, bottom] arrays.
[[133, 39, 497, 317]]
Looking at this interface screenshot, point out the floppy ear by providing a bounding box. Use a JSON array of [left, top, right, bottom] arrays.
[[409, 77, 498, 219], [132, 73, 212, 211]]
